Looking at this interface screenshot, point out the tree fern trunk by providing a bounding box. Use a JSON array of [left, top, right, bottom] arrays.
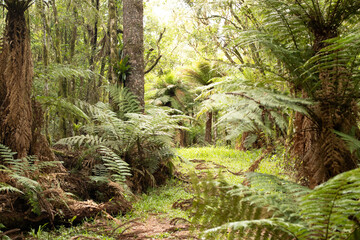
[[293, 33, 359, 187], [0, 1, 33, 158], [0, 0, 55, 161]]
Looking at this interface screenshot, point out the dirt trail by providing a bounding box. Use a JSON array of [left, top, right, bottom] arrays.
[[118, 215, 194, 239]]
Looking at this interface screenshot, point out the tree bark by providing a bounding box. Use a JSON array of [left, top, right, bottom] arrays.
[[38, 0, 51, 143], [87, 0, 100, 104], [123, 0, 145, 108]]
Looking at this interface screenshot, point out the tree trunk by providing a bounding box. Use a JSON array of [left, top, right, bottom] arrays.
[[51, 0, 62, 64], [205, 111, 212, 144], [87, 0, 100, 104], [108, 0, 117, 85], [38, 0, 51, 143], [123, 0, 145, 108], [178, 121, 187, 147], [51, 0, 70, 138], [213, 111, 218, 146]]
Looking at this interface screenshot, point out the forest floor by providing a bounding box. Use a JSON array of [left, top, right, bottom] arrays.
[[23, 147, 283, 240]]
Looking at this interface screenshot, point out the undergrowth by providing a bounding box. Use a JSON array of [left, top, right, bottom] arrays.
[[23, 147, 295, 239], [0, 144, 61, 216], [124, 178, 192, 220], [29, 179, 192, 240]]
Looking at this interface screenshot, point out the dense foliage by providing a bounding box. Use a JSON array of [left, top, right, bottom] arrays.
[[191, 170, 360, 239]]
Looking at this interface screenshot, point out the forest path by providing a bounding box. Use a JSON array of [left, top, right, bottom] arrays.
[[116, 214, 193, 239], [114, 150, 255, 240], [40, 147, 273, 239]]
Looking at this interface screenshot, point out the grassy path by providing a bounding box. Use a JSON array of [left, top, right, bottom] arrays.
[[28, 147, 284, 239]]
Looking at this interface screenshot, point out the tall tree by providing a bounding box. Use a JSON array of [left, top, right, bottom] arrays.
[[108, 0, 117, 85], [123, 0, 145, 107]]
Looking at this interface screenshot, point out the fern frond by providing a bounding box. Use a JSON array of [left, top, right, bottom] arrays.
[[88, 175, 109, 184], [211, 87, 311, 141], [108, 85, 141, 119], [37, 96, 90, 122], [57, 135, 105, 148], [300, 168, 360, 240], [192, 169, 360, 240], [58, 101, 184, 189], [0, 144, 16, 163], [333, 130, 360, 154], [0, 182, 23, 194], [204, 218, 307, 240], [97, 146, 131, 183], [11, 175, 41, 192], [38, 64, 95, 82]]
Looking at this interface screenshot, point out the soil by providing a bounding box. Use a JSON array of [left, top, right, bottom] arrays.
[[118, 215, 195, 239]]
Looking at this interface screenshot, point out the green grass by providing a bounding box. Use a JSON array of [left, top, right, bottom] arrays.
[[27, 220, 116, 240], [125, 178, 192, 220], [175, 146, 287, 184]]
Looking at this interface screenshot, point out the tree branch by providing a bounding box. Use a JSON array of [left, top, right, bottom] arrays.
[[144, 55, 162, 75], [144, 28, 166, 74]]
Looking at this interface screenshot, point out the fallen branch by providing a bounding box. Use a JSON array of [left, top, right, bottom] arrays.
[[70, 236, 101, 240]]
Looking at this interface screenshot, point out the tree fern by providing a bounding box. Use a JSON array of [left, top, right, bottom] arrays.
[[197, 77, 311, 146], [192, 169, 360, 240], [57, 91, 186, 190], [57, 135, 130, 184], [188, 0, 360, 185]]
